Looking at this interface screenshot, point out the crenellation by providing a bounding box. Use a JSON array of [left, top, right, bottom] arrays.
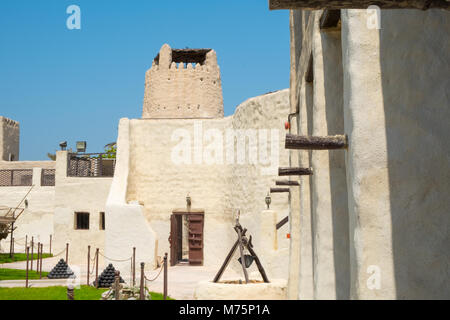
[[142, 44, 224, 119]]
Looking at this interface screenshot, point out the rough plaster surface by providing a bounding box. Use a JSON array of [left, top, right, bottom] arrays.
[[193, 279, 287, 300], [143, 44, 224, 119], [109, 90, 290, 279], [0, 117, 20, 161]]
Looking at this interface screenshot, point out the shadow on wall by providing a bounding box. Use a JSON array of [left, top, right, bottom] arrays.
[[321, 30, 350, 300], [380, 9, 450, 299]]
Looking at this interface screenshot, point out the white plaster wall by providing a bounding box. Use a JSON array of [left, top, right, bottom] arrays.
[[53, 151, 112, 266], [0, 117, 20, 161]]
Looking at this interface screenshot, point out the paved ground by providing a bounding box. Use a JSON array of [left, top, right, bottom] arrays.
[[0, 257, 241, 300]]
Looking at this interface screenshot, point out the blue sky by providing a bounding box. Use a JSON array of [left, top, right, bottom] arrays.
[[0, 0, 290, 160]]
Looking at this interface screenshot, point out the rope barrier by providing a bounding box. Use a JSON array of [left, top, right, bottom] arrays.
[[52, 247, 67, 258], [144, 262, 164, 282], [98, 251, 132, 262]]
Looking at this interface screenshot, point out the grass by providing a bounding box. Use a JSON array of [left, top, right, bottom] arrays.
[[0, 268, 49, 280], [0, 285, 174, 300], [0, 253, 53, 264]]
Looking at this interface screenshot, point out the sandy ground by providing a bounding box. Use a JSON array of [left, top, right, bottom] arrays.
[[0, 257, 242, 300]]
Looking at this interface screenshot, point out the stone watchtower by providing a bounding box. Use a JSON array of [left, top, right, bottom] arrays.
[[142, 44, 224, 119], [0, 116, 19, 161]]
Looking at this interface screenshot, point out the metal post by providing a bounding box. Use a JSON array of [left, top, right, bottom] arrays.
[[139, 262, 145, 300], [11, 237, 14, 259], [65, 243, 69, 264], [25, 247, 29, 288], [39, 243, 43, 279], [30, 236, 34, 271], [9, 223, 14, 258], [132, 247, 136, 287], [163, 253, 168, 300], [49, 235, 52, 255], [25, 235, 27, 253], [87, 245, 90, 286], [67, 284, 74, 300], [95, 248, 99, 288]]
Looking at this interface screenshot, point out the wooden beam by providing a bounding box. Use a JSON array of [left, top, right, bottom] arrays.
[[269, 0, 450, 10], [276, 180, 300, 186], [276, 216, 289, 230], [270, 188, 290, 193], [285, 134, 348, 150], [279, 167, 313, 176], [320, 9, 341, 29]]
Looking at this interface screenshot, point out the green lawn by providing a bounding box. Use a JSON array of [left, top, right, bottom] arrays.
[[0, 286, 174, 300], [0, 253, 53, 264], [0, 268, 49, 280]]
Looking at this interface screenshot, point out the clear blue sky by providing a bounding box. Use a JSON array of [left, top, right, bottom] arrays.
[[0, 0, 290, 161]]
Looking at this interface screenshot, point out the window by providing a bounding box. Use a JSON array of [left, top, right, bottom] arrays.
[[99, 212, 105, 230], [75, 212, 89, 230]]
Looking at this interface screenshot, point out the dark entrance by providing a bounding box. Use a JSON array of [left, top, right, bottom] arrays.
[[169, 209, 204, 266]]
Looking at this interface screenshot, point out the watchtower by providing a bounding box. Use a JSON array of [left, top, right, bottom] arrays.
[[142, 44, 224, 119], [0, 117, 19, 161]]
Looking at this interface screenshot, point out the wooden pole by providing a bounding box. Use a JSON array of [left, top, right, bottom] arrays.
[[139, 262, 145, 300], [87, 245, 90, 286], [67, 284, 74, 300], [236, 222, 249, 284], [163, 253, 168, 300], [36, 242, 40, 274], [114, 271, 120, 300], [132, 247, 136, 287], [270, 188, 290, 193], [25, 235, 27, 253], [285, 134, 347, 150], [95, 248, 99, 288], [25, 246, 29, 288], [65, 243, 69, 264], [279, 167, 313, 176], [49, 235, 52, 255], [30, 236, 34, 271], [11, 237, 14, 259], [275, 180, 299, 186], [39, 243, 43, 279]]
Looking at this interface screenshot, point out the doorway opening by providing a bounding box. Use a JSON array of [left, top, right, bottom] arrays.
[[170, 209, 204, 266]]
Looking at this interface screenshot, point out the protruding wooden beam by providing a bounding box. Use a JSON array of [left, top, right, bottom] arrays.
[[271, 188, 290, 193], [320, 9, 341, 29], [276, 216, 289, 230], [279, 167, 313, 176], [285, 134, 348, 150], [276, 180, 300, 186], [269, 0, 450, 10]]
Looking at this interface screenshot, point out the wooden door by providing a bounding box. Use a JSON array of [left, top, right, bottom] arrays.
[[188, 214, 204, 265], [169, 214, 178, 266]]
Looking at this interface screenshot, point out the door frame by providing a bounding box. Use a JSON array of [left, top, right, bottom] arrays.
[[170, 209, 204, 266]]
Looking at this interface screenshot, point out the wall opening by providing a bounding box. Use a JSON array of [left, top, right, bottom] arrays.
[[75, 212, 90, 230]]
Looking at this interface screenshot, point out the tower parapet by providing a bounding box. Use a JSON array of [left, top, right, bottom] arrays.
[[142, 44, 224, 119], [0, 116, 20, 161]]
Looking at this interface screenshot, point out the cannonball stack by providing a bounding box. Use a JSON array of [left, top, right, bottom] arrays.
[[95, 264, 125, 288], [47, 259, 75, 279]]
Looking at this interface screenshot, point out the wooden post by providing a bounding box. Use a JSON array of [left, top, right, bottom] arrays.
[[25, 247, 29, 288], [11, 237, 14, 259], [132, 247, 136, 287], [242, 236, 270, 283], [213, 229, 247, 283], [9, 222, 14, 258], [30, 236, 34, 271], [275, 180, 299, 186], [87, 245, 90, 286], [139, 262, 145, 300], [25, 235, 27, 253], [67, 284, 74, 300], [236, 222, 249, 284], [163, 253, 168, 300], [95, 248, 99, 288], [279, 167, 313, 176], [65, 243, 69, 264], [40, 243, 43, 279], [114, 271, 120, 300], [36, 242, 40, 274], [285, 134, 348, 150], [49, 235, 52, 255]]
